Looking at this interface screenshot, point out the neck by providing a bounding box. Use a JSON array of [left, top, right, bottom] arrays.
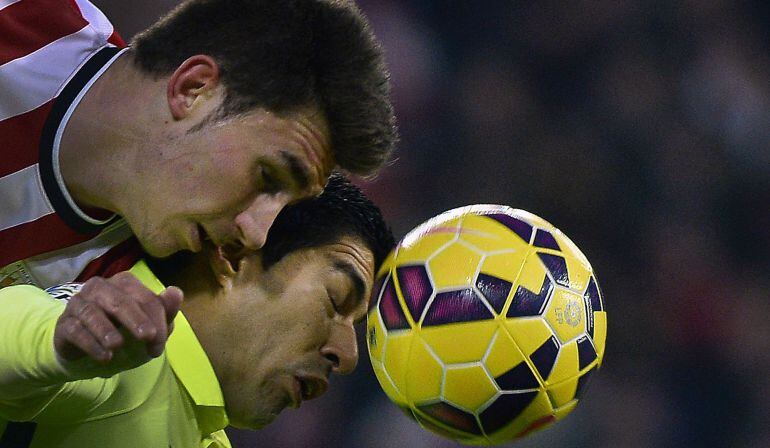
[[153, 253, 239, 388], [150, 251, 222, 344], [150, 251, 220, 301], [57, 50, 170, 214]]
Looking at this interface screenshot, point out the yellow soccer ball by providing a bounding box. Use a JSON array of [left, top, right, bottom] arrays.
[[366, 205, 607, 445]]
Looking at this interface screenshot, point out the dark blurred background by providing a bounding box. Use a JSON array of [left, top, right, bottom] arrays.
[[95, 1, 770, 446]]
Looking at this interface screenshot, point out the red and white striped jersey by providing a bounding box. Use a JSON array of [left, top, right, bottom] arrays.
[[0, 0, 141, 289]]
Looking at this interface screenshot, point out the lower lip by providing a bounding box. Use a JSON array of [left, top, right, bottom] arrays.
[[289, 377, 302, 408]]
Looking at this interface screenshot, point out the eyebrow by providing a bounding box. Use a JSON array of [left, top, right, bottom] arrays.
[[333, 260, 366, 308], [279, 150, 312, 191]]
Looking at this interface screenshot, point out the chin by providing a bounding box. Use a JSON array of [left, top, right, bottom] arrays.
[[135, 239, 165, 257], [145, 247, 174, 258], [227, 399, 285, 430], [225, 381, 290, 430], [229, 412, 278, 430], [139, 237, 177, 258]]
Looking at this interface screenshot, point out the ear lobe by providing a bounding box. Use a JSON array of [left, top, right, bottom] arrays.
[[208, 246, 266, 291], [167, 54, 220, 120]]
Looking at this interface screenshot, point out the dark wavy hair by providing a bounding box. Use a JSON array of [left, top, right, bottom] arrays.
[[261, 173, 394, 271], [131, 0, 397, 175], [149, 173, 394, 283]]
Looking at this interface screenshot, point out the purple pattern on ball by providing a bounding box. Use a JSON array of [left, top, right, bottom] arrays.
[[537, 253, 570, 287], [584, 276, 603, 312], [378, 276, 410, 330], [583, 277, 602, 338], [584, 294, 595, 339], [574, 367, 595, 400], [413, 413, 471, 440], [396, 265, 433, 322], [476, 273, 512, 314], [529, 336, 560, 380], [485, 213, 533, 243], [577, 336, 597, 370], [495, 361, 540, 391], [423, 289, 492, 326], [418, 401, 482, 435], [368, 274, 387, 312], [479, 391, 539, 434], [507, 275, 553, 317], [533, 229, 560, 250]]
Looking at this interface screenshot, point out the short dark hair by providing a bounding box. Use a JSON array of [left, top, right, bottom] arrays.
[[261, 173, 394, 271], [148, 173, 394, 284], [131, 0, 396, 175]]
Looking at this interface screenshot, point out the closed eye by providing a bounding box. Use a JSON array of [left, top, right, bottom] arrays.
[[259, 164, 282, 193], [330, 296, 341, 313], [325, 289, 341, 315]]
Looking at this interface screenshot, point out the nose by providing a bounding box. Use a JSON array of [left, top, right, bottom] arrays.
[[234, 195, 286, 250], [321, 321, 358, 375]]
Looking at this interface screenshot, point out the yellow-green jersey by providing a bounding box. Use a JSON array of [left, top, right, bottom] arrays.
[[0, 261, 231, 448]]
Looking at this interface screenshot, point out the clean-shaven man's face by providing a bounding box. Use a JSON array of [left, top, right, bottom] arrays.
[[123, 107, 333, 258]]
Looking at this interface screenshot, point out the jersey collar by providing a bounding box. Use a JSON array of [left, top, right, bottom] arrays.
[[38, 45, 127, 234]]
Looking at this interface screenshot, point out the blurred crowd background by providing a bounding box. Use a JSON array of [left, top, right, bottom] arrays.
[[96, 1, 770, 447]]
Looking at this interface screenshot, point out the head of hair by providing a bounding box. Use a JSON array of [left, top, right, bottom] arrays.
[[131, 0, 397, 176], [260, 172, 394, 271], [148, 173, 394, 286]]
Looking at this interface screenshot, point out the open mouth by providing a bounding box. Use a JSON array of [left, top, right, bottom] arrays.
[[299, 378, 311, 400], [197, 224, 208, 242], [295, 375, 329, 402], [284, 374, 329, 409], [287, 377, 302, 409]]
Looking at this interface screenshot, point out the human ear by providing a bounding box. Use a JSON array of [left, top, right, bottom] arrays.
[[232, 253, 266, 283], [166, 54, 220, 120], [208, 248, 266, 291], [207, 246, 237, 291]]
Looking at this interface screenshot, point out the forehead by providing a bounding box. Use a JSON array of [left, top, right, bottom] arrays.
[[275, 236, 375, 294], [302, 237, 374, 277]]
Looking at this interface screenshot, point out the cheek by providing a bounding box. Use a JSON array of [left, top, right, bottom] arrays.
[[168, 128, 249, 180], [164, 159, 254, 215], [204, 149, 256, 198], [264, 297, 332, 352], [224, 286, 332, 371]]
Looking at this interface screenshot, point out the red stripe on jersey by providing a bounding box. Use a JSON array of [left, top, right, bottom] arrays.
[[107, 30, 126, 48], [75, 236, 142, 281], [0, 213, 97, 267], [0, 101, 52, 177], [0, 0, 88, 66]]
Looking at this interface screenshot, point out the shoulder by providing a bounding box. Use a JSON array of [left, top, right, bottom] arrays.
[[0, 0, 122, 93], [0, 284, 65, 312], [0, 0, 117, 38], [0, 285, 66, 342]]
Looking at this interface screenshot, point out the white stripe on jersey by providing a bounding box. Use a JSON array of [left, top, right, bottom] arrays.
[[24, 219, 132, 287], [52, 47, 127, 226], [73, 0, 114, 42], [0, 164, 54, 232], [0, 0, 21, 12], [0, 26, 108, 120], [46, 282, 84, 303]]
